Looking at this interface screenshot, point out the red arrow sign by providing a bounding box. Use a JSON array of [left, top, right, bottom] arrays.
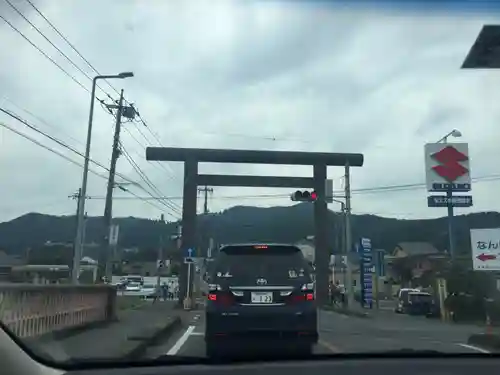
[[477, 253, 497, 262]]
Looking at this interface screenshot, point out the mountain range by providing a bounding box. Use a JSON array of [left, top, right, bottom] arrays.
[[1, 204, 499, 259]]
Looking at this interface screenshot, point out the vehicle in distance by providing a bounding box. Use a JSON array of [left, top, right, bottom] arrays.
[[204, 243, 317, 357], [125, 282, 142, 292], [395, 288, 419, 314], [141, 283, 157, 299]]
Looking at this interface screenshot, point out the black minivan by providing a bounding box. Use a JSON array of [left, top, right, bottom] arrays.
[[204, 243, 318, 357]]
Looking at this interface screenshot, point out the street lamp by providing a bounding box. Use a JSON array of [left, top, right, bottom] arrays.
[[72, 72, 134, 284], [437, 129, 462, 144]]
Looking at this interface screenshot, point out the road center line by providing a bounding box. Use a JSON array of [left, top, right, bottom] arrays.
[[167, 325, 196, 355], [457, 343, 491, 353]]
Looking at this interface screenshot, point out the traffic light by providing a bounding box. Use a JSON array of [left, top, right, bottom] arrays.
[[290, 190, 318, 202]]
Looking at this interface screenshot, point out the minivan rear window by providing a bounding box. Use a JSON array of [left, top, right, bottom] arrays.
[[409, 293, 432, 303], [220, 245, 302, 255], [213, 245, 310, 284]]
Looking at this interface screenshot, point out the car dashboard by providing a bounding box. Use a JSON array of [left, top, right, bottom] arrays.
[[2, 325, 500, 375]]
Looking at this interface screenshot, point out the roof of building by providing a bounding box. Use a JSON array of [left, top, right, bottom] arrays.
[[394, 242, 439, 257]]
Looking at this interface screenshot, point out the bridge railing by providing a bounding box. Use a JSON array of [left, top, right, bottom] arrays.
[[0, 284, 116, 338]]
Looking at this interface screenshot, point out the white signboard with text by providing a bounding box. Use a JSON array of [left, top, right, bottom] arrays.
[[470, 228, 500, 271]]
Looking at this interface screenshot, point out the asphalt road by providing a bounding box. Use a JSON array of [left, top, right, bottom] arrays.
[[145, 308, 491, 358]]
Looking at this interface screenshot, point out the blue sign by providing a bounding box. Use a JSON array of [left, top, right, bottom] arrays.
[[359, 237, 373, 308], [186, 248, 194, 257], [427, 195, 473, 208]]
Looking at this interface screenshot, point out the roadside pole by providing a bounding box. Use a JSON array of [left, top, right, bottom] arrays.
[[186, 262, 192, 301], [344, 163, 355, 308], [183, 246, 193, 310], [156, 214, 165, 291], [102, 89, 125, 282]]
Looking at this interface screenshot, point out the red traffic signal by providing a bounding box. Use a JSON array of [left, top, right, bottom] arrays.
[[291, 190, 318, 202]]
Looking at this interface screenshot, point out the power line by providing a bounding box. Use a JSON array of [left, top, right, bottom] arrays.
[[97, 100, 181, 214], [3, 97, 85, 148], [0, 121, 107, 179], [74, 172, 500, 202], [0, 120, 169, 214], [120, 143, 182, 215], [0, 106, 174, 213], [82, 194, 288, 200], [4, 0, 111, 99], [23, 0, 120, 97], [0, 106, 129, 182], [0, 13, 90, 93], [14, 0, 318, 150]]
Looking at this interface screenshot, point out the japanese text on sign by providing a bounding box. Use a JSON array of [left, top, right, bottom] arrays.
[[475, 241, 500, 251]]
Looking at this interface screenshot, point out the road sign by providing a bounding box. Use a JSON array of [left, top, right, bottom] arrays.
[[424, 143, 471, 192], [184, 257, 194, 264], [470, 228, 500, 271], [427, 195, 473, 208], [185, 248, 194, 257]]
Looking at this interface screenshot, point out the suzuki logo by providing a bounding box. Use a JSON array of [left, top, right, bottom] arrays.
[[256, 278, 267, 285], [431, 146, 469, 182]]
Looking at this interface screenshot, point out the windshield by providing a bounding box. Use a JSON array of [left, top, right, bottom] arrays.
[[0, 0, 496, 367]]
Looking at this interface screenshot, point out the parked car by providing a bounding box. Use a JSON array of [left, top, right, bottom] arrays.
[[125, 282, 142, 292], [141, 283, 157, 299], [394, 288, 420, 313]]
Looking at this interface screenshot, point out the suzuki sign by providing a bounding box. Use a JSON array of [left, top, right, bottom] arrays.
[[424, 143, 471, 192]]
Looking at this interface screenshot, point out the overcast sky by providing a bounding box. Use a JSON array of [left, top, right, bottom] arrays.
[[0, 0, 499, 223]]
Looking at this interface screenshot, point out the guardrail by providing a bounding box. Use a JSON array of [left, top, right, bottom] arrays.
[[0, 284, 116, 338]]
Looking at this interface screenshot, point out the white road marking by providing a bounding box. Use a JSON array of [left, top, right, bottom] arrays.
[[167, 325, 196, 355], [190, 331, 204, 336], [457, 343, 491, 353]]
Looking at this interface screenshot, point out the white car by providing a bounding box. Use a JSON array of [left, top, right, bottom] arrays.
[[141, 283, 157, 298], [125, 282, 142, 292]]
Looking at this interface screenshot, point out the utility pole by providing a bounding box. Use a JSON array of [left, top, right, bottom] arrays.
[[344, 163, 354, 308], [99, 89, 136, 282], [157, 214, 165, 290], [198, 186, 213, 214], [198, 186, 213, 259]]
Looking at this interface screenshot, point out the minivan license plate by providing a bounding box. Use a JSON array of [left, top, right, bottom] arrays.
[[251, 292, 273, 303]]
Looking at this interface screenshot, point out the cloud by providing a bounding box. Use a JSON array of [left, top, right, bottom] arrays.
[[0, 0, 499, 224]]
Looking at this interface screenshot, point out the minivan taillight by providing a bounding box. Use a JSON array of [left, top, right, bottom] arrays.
[[207, 285, 234, 305], [289, 292, 314, 303]]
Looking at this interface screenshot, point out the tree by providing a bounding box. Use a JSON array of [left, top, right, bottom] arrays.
[[391, 258, 413, 285]]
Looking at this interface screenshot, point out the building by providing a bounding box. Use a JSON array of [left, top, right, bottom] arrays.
[[0, 251, 24, 282]]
